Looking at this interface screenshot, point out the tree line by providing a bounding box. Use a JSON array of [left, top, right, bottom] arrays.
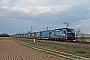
[[0, 33, 10, 37]]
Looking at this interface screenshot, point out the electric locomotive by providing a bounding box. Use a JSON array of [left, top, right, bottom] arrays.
[[50, 28, 75, 41]]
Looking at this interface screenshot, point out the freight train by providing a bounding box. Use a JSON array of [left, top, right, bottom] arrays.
[[12, 28, 75, 41]]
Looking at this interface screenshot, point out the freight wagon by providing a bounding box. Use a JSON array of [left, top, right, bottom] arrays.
[[28, 32, 35, 39]]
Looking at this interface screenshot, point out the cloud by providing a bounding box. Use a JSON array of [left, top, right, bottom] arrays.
[[0, 0, 90, 34], [1, 0, 90, 14], [74, 18, 90, 33]]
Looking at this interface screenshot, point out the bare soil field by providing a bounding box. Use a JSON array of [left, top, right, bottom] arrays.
[[0, 39, 65, 60]]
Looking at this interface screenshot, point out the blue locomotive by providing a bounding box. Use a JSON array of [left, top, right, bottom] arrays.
[[50, 28, 75, 41], [35, 30, 53, 39]]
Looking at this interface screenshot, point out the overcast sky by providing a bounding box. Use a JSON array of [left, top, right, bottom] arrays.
[[0, 0, 90, 34]]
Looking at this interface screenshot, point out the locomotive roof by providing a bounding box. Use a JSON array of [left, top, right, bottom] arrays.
[[55, 28, 74, 30]]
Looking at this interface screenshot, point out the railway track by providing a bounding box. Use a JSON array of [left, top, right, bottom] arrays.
[[15, 39, 90, 60], [37, 39, 90, 48]]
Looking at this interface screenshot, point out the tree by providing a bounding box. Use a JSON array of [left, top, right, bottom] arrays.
[[75, 29, 81, 41], [81, 33, 84, 41], [75, 29, 84, 41]]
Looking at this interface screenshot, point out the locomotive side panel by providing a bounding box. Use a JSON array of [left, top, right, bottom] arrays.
[[50, 29, 65, 41]]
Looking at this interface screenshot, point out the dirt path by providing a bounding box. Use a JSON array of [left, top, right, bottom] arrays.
[[0, 40, 65, 60]]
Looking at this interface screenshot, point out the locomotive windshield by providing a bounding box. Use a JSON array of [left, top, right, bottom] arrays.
[[67, 29, 75, 33]]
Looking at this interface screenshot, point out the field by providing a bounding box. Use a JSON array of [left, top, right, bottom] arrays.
[[0, 37, 90, 60], [76, 37, 90, 42], [13, 38, 90, 59], [0, 37, 65, 60]]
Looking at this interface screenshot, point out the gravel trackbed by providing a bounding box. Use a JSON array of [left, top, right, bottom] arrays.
[[0, 40, 65, 60]]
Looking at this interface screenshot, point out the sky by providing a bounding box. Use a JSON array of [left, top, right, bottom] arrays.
[[0, 0, 90, 34]]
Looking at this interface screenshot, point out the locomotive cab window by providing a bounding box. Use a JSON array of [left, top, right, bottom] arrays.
[[67, 29, 74, 33]]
